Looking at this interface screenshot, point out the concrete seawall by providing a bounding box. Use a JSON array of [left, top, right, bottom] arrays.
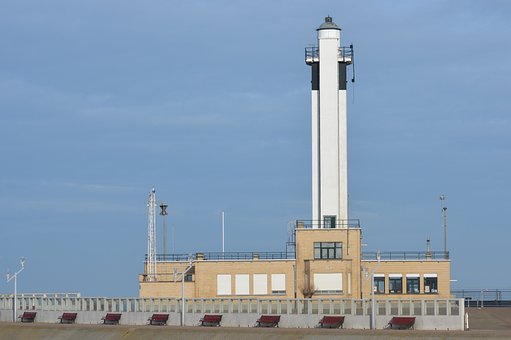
[[0, 322, 509, 340], [0, 309, 463, 330]]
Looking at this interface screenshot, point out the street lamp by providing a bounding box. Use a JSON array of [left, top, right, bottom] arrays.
[[362, 251, 381, 329], [181, 256, 194, 326], [6, 257, 25, 323], [370, 251, 381, 330], [440, 194, 447, 259]]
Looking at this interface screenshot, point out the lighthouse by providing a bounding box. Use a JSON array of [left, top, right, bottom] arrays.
[[306, 16, 353, 228]]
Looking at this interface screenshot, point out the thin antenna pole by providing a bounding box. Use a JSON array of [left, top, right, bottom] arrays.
[[221, 211, 225, 253], [147, 188, 157, 281], [172, 219, 175, 255], [440, 194, 447, 259], [350, 44, 356, 104]]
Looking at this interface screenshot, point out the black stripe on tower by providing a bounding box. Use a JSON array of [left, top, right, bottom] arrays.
[[311, 63, 319, 90], [339, 63, 347, 90]]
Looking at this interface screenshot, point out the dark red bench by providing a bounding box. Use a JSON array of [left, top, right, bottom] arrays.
[[18, 312, 36, 323], [318, 315, 345, 328], [148, 313, 169, 325], [256, 315, 281, 327], [199, 314, 222, 326], [101, 313, 122, 325], [58, 312, 78, 324], [387, 316, 415, 330]]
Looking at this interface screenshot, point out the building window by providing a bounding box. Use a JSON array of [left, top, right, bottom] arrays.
[[374, 275, 385, 294], [217, 274, 231, 296], [406, 275, 420, 294], [271, 274, 286, 295], [389, 275, 402, 294], [424, 274, 438, 294], [313, 273, 343, 294], [235, 274, 249, 295], [314, 242, 342, 259], [253, 274, 268, 295], [323, 215, 336, 228]]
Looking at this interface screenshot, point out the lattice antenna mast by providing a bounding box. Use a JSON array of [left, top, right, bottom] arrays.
[[147, 188, 157, 281]]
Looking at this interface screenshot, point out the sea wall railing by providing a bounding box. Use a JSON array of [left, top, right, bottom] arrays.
[[452, 289, 511, 307], [0, 296, 462, 317]]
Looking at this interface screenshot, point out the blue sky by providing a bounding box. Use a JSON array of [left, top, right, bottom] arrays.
[[1, 1, 510, 296]]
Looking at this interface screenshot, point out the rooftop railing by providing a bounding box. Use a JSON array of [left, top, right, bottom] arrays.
[[362, 251, 450, 261], [295, 219, 361, 229], [147, 250, 448, 262], [146, 251, 295, 262]]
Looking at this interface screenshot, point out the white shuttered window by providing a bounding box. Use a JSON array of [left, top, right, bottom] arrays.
[[235, 274, 249, 295], [217, 274, 231, 295], [313, 273, 342, 293], [271, 274, 286, 294], [253, 274, 268, 295]]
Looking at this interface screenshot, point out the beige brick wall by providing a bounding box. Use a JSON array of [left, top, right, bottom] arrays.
[[139, 281, 195, 298], [295, 228, 362, 298], [140, 259, 296, 299], [194, 260, 295, 298], [139, 228, 451, 300]]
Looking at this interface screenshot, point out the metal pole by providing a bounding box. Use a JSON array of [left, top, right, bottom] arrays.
[[371, 251, 381, 329], [181, 260, 194, 326], [293, 265, 297, 299], [13, 275, 16, 323], [221, 211, 225, 253], [371, 273, 375, 329], [443, 207, 447, 258], [440, 194, 447, 259], [7, 258, 25, 323], [163, 214, 167, 256], [181, 272, 185, 326]]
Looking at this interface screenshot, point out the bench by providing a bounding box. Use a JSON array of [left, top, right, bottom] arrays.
[[255, 315, 281, 328], [101, 313, 122, 325], [318, 315, 345, 329], [387, 316, 415, 330], [199, 314, 222, 326], [148, 313, 169, 326], [58, 312, 78, 324], [18, 312, 36, 323]]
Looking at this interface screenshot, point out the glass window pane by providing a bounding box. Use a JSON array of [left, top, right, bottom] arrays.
[[328, 249, 335, 258], [375, 277, 385, 293], [424, 277, 438, 294], [407, 278, 420, 294], [389, 278, 402, 294]]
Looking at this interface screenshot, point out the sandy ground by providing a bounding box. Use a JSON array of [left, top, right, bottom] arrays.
[[467, 307, 511, 331]]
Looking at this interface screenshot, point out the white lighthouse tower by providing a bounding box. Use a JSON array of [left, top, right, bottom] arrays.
[[306, 16, 353, 228]]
